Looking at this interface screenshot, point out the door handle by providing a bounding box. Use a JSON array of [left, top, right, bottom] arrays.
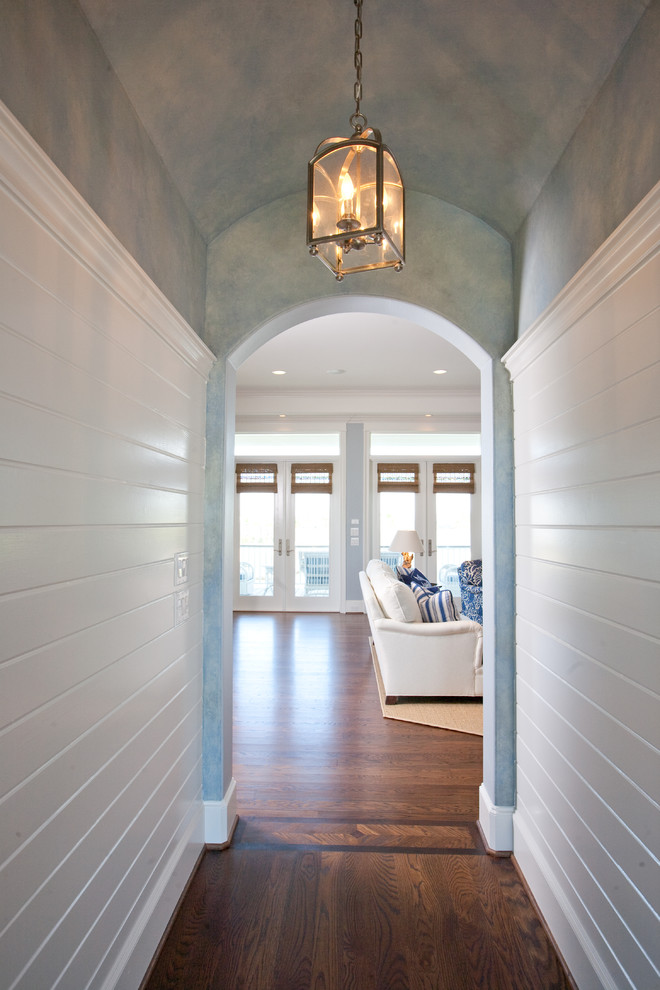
[[276, 539, 283, 556], [428, 539, 434, 557], [286, 539, 293, 556]]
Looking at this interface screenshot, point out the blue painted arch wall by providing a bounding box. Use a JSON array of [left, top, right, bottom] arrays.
[[202, 192, 516, 847]]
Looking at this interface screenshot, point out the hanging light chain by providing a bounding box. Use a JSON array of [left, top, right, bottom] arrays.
[[350, 0, 367, 134], [307, 0, 405, 276]]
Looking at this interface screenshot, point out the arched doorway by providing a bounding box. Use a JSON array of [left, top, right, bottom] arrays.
[[203, 296, 515, 853]]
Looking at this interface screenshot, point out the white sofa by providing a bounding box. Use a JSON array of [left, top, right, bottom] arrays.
[[359, 559, 483, 703]]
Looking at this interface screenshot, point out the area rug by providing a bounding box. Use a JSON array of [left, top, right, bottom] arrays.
[[371, 643, 483, 736]]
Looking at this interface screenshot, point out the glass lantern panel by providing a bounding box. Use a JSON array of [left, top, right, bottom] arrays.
[[312, 143, 378, 238], [343, 145, 377, 231], [310, 160, 340, 241], [383, 150, 404, 255]]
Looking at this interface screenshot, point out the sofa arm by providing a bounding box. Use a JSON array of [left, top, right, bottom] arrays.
[[372, 616, 483, 671], [372, 616, 481, 637]]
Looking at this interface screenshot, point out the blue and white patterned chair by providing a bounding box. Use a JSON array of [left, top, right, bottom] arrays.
[[458, 559, 483, 625]]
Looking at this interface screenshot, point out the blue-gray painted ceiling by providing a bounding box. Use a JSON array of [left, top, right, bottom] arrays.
[[78, 0, 651, 244]]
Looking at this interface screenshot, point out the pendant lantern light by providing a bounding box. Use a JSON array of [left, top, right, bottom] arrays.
[[307, 0, 405, 280]]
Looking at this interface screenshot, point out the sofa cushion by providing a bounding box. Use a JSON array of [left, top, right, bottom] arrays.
[[411, 582, 458, 622], [368, 563, 420, 622], [366, 558, 397, 583]]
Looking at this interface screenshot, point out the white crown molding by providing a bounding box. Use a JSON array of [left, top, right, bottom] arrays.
[[237, 386, 480, 402], [0, 100, 215, 378], [236, 387, 481, 421], [504, 178, 660, 379], [235, 416, 482, 434], [237, 386, 480, 398]]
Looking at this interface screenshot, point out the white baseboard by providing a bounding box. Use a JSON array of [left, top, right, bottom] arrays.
[[110, 782, 239, 989], [513, 813, 620, 990], [478, 783, 513, 853], [204, 778, 238, 845], [105, 803, 204, 990], [345, 600, 365, 613]]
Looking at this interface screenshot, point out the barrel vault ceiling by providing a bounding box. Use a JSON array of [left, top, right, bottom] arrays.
[[75, 0, 651, 398]]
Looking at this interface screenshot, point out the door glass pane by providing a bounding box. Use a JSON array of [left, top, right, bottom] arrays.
[[379, 491, 415, 567], [238, 492, 275, 597], [435, 493, 471, 595], [294, 493, 330, 598]]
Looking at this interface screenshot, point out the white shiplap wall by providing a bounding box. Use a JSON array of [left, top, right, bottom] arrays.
[[505, 185, 660, 989], [0, 104, 214, 989]]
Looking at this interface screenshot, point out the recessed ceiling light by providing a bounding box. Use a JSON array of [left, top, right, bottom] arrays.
[[326, 369, 346, 375], [279, 413, 286, 418], [433, 369, 447, 375], [272, 369, 287, 375], [425, 413, 432, 418]]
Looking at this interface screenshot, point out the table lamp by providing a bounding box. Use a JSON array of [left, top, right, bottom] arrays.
[[389, 530, 423, 569]]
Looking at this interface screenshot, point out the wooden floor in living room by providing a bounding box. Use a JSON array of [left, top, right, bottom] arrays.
[[144, 611, 573, 990]]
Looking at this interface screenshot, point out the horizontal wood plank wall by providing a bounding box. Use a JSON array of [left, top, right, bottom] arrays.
[[504, 184, 660, 990], [0, 104, 214, 990]]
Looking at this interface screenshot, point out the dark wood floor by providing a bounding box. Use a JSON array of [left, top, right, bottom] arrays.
[[145, 612, 573, 990]]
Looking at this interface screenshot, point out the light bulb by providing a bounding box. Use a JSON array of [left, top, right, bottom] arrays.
[[340, 173, 355, 216], [340, 173, 355, 201]]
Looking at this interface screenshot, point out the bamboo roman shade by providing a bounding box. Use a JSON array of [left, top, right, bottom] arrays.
[[376, 463, 420, 493], [290, 463, 333, 493], [235, 463, 278, 493], [432, 463, 476, 494]]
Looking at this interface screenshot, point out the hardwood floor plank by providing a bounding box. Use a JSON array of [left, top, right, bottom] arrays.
[[144, 612, 573, 990], [271, 851, 320, 990], [396, 853, 475, 990], [232, 612, 483, 824], [235, 819, 479, 851]]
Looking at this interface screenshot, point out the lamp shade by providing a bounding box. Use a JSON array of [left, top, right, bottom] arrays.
[[388, 530, 423, 554]]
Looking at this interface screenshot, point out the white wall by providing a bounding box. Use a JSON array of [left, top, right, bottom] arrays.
[[505, 184, 660, 989], [0, 104, 214, 989]]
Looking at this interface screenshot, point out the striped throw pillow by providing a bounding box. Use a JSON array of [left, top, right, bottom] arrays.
[[411, 581, 458, 622]]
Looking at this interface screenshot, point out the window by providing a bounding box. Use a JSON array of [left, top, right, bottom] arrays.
[[290, 463, 333, 493], [433, 463, 475, 494], [235, 463, 278, 492], [376, 462, 420, 493]]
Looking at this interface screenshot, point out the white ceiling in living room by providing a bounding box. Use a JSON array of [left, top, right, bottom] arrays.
[[235, 313, 481, 393]]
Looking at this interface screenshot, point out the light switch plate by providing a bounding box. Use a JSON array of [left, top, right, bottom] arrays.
[[175, 552, 189, 585], [175, 589, 190, 625]]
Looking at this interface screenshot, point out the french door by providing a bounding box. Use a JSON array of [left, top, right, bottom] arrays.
[[375, 460, 478, 592], [234, 460, 340, 611]]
